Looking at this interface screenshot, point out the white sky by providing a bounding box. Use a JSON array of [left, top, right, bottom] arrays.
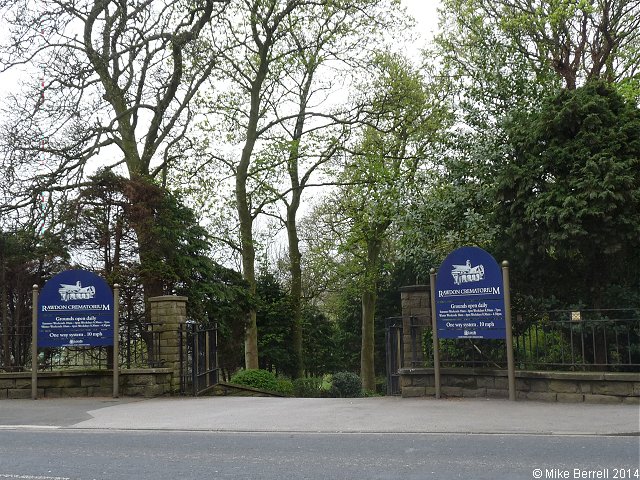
[[0, 0, 444, 263], [0, 1, 441, 97], [0, 0, 443, 207], [402, 0, 441, 41]]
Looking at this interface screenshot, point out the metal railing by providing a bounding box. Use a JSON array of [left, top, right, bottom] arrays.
[[387, 309, 640, 372], [179, 322, 219, 396], [513, 309, 640, 371], [0, 322, 162, 372]]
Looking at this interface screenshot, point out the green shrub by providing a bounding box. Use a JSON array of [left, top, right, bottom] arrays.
[[331, 371, 362, 398], [515, 328, 583, 370], [276, 377, 294, 396], [293, 376, 324, 397], [375, 376, 387, 395], [361, 389, 379, 397], [230, 369, 279, 392]]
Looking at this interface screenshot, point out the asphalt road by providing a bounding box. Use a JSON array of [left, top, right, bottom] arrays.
[[0, 429, 638, 480], [0, 396, 638, 479]]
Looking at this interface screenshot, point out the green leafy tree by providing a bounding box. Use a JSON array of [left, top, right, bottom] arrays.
[[436, 0, 639, 105], [190, 0, 404, 372], [274, 1, 404, 378], [301, 305, 342, 376], [198, 0, 334, 370], [398, 136, 500, 281], [255, 272, 295, 375], [399, 0, 640, 293], [1, 229, 69, 369], [254, 270, 345, 376], [322, 52, 449, 390], [495, 81, 640, 308], [60, 171, 252, 370]]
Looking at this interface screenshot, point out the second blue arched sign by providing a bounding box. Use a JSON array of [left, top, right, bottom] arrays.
[[434, 246, 506, 339]]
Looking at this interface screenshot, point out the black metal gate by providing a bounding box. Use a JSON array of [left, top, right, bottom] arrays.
[[179, 323, 219, 396], [385, 317, 403, 395]]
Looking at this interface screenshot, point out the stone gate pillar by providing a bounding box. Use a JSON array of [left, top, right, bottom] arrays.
[[149, 295, 187, 393], [399, 285, 431, 368]]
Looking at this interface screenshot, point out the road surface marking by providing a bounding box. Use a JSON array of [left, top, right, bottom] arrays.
[[0, 475, 71, 480]]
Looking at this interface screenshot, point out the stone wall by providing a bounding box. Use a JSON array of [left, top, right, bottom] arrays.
[[399, 368, 640, 404], [0, 295, 188, 400], [396, 285, 640, 404], [0, 369, 172, 399], [209, 382, 286, 397]]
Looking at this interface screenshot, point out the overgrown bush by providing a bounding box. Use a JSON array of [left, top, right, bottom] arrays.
[[230, 369, 279, 392], [331, 371, 362, 397], [293, 376, 325, 397], [375, 376, 387, 395], [276, 377, 294, 396], [515, 328, 583, 370]]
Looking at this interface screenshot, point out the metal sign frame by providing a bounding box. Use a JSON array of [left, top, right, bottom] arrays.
[[431, 247, 516, 401], [31, 271, 120, 400]]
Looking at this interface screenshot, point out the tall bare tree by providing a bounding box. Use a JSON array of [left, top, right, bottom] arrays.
[[303, 53, 450, 390], [197, 0, 401, 371], [270, 1, 403, 377], [0, 0, 227, 301]]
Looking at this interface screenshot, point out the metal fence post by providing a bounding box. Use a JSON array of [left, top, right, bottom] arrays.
[[113, 284, 120, 398], [31, 284, 38, 400], [430, 269, 441, 399], [191, 323, 197, 396], [502, 261, 516, 401]]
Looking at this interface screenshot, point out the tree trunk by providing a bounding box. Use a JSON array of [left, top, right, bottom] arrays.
[[123, 176, 166, 303], [244, 310, 259, 369], [234, 38, 271, 370], [119, 174, 166, 371], [237, 138, 259, 370], [285, 65, 314, 379], [287, 203, 304, 378], [360, 237, 383, 392], [360, 288, 377, 392]]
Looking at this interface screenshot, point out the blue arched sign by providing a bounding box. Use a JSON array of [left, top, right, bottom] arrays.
[[435, 246, 506, 339], [38, 270, 114, 347]]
